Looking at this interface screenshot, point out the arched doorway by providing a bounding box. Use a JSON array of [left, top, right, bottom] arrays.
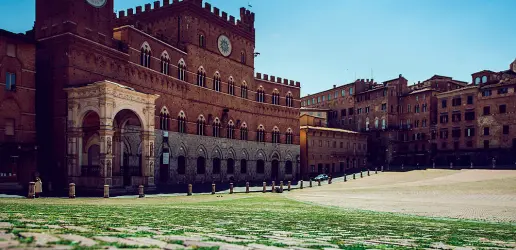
[[285, 160, 293, 175], [227, 158, 235, 174], [87, 145, 100, 166], [177, 156, 186, 175], [65, 80, 158, 190], [197, 157, 206, 174], [257, 160, 265, 174], [271, 160, 279, 180], [114, 109, 143, 187], [81, 111, 101, 176]]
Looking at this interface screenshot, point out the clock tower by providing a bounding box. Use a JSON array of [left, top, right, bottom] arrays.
[[35, 0, 115, 43]]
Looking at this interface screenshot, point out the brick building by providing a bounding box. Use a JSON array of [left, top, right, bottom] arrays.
[[0, 0, 302, 194], [435, 60, 516, 167], [299, 114, 367, 179], [0, 29, 37, 192]]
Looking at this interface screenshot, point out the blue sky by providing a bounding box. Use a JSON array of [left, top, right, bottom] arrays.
[[1, 0, 515, 96]]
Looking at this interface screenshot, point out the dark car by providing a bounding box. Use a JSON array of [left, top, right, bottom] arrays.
[[313, 174, 329, 181]]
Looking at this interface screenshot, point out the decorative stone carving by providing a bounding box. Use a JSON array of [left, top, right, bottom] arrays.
[[106, 137, 112, 155]]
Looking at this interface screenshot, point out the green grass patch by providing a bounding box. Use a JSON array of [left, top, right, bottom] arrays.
[[0, 195, 515, 249]]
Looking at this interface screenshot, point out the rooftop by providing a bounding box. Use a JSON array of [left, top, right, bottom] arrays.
[[300, 126, 361, 134]]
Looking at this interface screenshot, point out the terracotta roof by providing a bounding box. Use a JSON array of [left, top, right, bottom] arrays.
[[300, 107, 331, 111], [300, 126, 361, 134]]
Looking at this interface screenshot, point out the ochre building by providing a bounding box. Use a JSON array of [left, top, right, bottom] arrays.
[[299, 113, 367, 179], [1, 0, 301, 194]]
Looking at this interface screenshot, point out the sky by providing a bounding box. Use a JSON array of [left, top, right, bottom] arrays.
[[1, 0, 515, 96]]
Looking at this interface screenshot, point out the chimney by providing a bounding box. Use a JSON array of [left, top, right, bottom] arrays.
[[333, 85, 336, 89]]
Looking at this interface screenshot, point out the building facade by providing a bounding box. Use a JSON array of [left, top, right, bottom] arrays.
[[434, 61, 516, 166], [299, 114, 367, 179], [0, 0, 302, 194], [0, 29, 37, 192], [300, 61, 516, 168]]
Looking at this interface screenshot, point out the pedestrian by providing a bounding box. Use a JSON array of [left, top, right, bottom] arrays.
[[35, 177, 43, 198]]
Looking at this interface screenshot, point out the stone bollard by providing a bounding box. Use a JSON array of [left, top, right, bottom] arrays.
[[28, 182, 35, 199], [375, 168, 378, 174], [230, 183, 234, 194], [104, 185, 109, 198], [470, 162, 473, 169], [69, 183, 76, 199], [328, 177, 332, 184], [138, 185, 145, 198], [262, 182, 266, 193], [187, 184, 192, 196], [309, 179, 313, 187], [450, 162, 453, 169], [318, 179, 321, 186], [344, 174, 347, 182], [245, 182, 250, 193], [353, 173, 356, 179], [300, 180, 303, 189], [211, 183, 216, 195], [360, 171, 363, 178], [367, 170, 370, 176], [288, 181, 291, 191], [272, 181, 276, 193], [279, 181, 284, 192]]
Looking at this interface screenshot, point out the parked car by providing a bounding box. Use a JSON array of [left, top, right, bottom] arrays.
[[313, 174, 329, 181]]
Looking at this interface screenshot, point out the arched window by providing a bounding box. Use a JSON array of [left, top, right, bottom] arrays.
[[199, 34, 205, 48], [197, 67, 206, 87], [240, 159, 247, 173], [178, 59, 186, 81], [257, 125, 265, 142], [178, 111, 186, 133], [213, 72, 221, 92], [227, 158, 235, 174], [159, 107, 170, 131], [382, 118, 386, 129], [240, 122, 248, 140], [213, 158, 221, 174], [481, 75, 488, 83], [475, 77, 481, 85], [286, 128, 293, 144], [196, 115, 206, 136], [272, 89, 280, 105], [212, 117, 221, 137], [286, 92, 293, 107], [160, 51, 170, 75], [140, 42, 151, 68], [227, 120, 235, 139], [374, 117, 379, 129], [257, 86, 265, 103], [228, 77, 235, 95], [197, 156, 205, 174], [240, 51, 246, 64], [241, 81, 248, 99], [272, 126, 280, 143], [177, 156, 186, 174], [365, 118, 370, 131]]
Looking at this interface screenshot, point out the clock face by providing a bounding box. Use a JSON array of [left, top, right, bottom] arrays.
[[86, 0, 107, 8], [217, 35, 232, 57]]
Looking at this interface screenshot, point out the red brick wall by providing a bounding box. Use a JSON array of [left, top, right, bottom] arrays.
[[0, 30, 37, 187]]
